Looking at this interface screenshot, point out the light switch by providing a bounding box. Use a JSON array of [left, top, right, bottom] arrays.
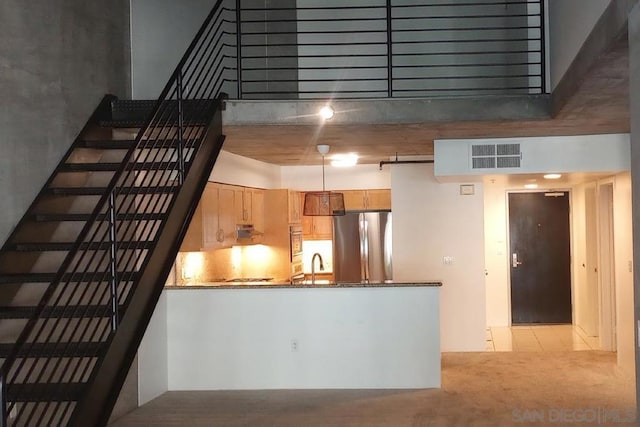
[[443, 256, 455, 265]]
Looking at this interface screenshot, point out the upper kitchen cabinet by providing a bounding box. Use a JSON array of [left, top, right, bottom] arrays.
[[234, 187, 265, 232], [342, 189, 391, 211], [180, 182, 236, 251], [204, 184, 236, 249], [300, 192, 333, 240], [302, 214, 333, 240], [287, 190, 302, 224]]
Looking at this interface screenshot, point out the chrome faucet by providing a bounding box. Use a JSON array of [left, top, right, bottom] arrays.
[[311, 253, 324, 284]]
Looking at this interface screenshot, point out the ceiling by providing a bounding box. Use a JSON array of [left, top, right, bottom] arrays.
[[222, 36, 630, 167]]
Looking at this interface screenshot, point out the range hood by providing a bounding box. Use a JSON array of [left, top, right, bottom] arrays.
[[236, 224, 263, 244]]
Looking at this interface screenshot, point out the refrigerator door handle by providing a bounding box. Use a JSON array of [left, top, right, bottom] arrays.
[[359, 213, 370, 282]]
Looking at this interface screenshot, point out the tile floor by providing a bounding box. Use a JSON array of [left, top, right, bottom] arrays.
[[486, 325, 599, 351]]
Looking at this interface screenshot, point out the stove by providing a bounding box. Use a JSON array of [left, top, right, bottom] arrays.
[[225, 277, 274, 283]]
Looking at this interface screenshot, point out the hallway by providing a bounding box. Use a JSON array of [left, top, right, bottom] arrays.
[[486, 325, 600, 352]]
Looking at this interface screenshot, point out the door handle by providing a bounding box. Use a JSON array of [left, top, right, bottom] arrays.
[[512, 253, 523, 268]]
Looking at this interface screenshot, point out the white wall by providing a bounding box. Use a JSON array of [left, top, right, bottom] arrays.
[[138, 292, 168, 405], [281, 163, 391, 191], [166, 287, 441, 389], [548, 0, 610, 89], [483, 177, 511, 327], [210, 150, 282, 189], [613, 172, 635, 376], [392, 162, 486, 351], [571, 182, 589, 332]]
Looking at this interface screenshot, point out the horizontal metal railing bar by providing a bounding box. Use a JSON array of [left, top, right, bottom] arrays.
[[243, 36, 540, 44], [241, 38, 539, 47], [240, 13, 539, 25], [395, 74, 540, 80], [395, 49, 542, 56], [393, 86, 543, 92], [240, 2, 539, 12], [242, 61, 543, 72], [241, 49, 542, 59]]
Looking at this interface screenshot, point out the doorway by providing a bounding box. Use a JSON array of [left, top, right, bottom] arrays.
[[508, 192, 572, 324]]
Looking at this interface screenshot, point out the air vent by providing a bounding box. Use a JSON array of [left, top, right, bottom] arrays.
[[472, 144, 496, 156], [472, 157, 496, 169], [496, 144, 520, 156], [471, 143, 521, 169], [497, 156, 520, 168]]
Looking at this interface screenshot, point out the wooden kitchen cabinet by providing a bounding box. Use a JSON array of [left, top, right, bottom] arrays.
[[233, 187, 265, 231], [301, 192, 333, 240], [342, 189, 391, 211], [287, 190, 302, 224], [302, 214, 333, 240], [180, 182, 236, 251]]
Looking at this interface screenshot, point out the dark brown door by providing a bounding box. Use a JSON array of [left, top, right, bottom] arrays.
[[509, 192, 572, 324]]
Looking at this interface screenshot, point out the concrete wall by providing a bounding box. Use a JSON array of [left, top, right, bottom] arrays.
[[548, 0, 611, 89], [391, 162, 486, 352], [0, 0, 131, 244]]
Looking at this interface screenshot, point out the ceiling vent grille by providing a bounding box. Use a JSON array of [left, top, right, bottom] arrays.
[[471, 143, 521, 169]]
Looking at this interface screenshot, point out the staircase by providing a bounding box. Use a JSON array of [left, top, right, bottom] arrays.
[[0, 1, 230, 425]]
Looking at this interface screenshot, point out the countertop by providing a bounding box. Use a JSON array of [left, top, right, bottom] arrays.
[[167, 280, 442, 289]]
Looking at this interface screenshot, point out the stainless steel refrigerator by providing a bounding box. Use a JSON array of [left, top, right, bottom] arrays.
[[333, 211, 392, 282]]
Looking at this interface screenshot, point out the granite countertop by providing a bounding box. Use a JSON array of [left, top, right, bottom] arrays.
[[167, 280, 442, 289]]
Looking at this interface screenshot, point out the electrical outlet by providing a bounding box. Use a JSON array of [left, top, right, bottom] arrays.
[[443, 256, 455, 265], [291, 339, 298, 352]]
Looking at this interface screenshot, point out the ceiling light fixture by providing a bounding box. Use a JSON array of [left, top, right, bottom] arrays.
[[319, 105, 334, 120], [303, 145, 346, 216], [331, 153, 359, 167], [524, 183, 539, 189], [543, 173, 562, 180]]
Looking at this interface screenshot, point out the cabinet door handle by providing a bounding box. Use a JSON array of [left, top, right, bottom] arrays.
[[217, 229, 224, 243]]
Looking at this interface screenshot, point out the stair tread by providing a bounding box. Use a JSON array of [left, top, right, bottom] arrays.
[[7, 382, 87, 402], [59, 161, 179, 172], [31, 212, 166, 222], [0, 271, 139, 284], [7, 241, 155, 251], [0, 304, 125, 319], [0, 341, 106, 357], [46, 185, 177, 196], [79, 139, 199, 149]]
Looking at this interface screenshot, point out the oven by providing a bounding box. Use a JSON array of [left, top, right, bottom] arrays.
[[290, 225, 304, 283]]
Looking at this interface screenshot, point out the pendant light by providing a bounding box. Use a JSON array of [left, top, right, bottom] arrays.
[[303, 145, 346, 216]]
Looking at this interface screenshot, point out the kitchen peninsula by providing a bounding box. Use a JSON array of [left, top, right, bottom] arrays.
[[139, 281, 442, 399]]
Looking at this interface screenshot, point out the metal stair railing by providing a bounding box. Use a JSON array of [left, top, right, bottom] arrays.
[[0, 0, 233, 425]]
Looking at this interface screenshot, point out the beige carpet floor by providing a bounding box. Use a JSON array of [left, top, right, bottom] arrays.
[[111, 351, 636, 426]]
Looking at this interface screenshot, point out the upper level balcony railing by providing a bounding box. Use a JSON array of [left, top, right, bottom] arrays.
[[218, 0, 545, 100]]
